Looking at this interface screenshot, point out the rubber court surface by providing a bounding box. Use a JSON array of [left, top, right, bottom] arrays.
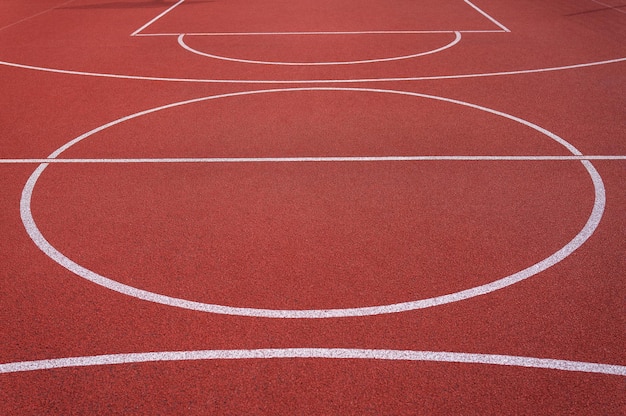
[[1, 0, 625, 413]]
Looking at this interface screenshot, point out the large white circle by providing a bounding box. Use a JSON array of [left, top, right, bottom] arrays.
[[20, 87, 605, 318]]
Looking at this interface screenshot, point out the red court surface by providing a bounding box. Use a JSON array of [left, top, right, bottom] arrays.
[[1, 0, 625, 414]]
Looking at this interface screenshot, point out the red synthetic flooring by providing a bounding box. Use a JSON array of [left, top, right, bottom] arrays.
[[1, 0, 625, 414]]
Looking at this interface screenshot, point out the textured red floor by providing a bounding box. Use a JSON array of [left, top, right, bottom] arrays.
[[0, 0, 625, 414]]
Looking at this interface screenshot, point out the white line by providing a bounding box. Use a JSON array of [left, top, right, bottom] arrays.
[[0, 0, 77, 33], [453, 29, 507, 33], [590, 0, 626, 15], [3, 155, 626, 164], [177, 32, 462, 66], [1, 57, 624, 83], [130, 0, 185, 37], [464, 0, 511, 32], [1, 349, 624, 376], [136, 29, 506, 36], [133, 0, 511, 37]]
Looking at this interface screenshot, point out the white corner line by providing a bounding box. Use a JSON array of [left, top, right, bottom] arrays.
[[464, 0, 511, 32], [1, 349, 624, 376], [131, 0, 185, 37], [2, 155, 626, 164]]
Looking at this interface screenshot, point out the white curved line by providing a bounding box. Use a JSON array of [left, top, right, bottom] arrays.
[[20, 88, 606, 318], [1, 349, 624, 376], [177, 32, 462, 66], [0, 57, 624, 83], [4, 155, 626, 164]]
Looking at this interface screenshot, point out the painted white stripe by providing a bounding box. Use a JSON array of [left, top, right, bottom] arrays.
[[464, 0, 511, 32], [130, 0, 185, 36], [1, 349, 624, 376], [177, 32, 462, 66], [136, 29, 507, 36], [0, 0, 77, 33], [590, 0, 626, 15], [2, 155, 626, 164], [1, 57, 624, 83], [131, 0, 509, 36]]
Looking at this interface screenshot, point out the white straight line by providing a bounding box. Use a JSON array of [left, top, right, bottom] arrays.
[[455, 29, 506, 33], [456, 29, 507, 33], [136, 29, 506, 37], [2, 156, 626, 164], [590, 0, 626, 14], [0, 0, 77, 33], [464, 0, 511, 32], [1, 349, 624, 376], [133, 32, 185, 37], [188, 30, 454, 36], [130, 0, 185, 37]]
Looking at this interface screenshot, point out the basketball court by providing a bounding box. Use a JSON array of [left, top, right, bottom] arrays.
[[0, 0, 624, 413]]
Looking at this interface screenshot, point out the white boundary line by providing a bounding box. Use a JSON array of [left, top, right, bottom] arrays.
[[2, 0, 623, 82], [19, 87, 606, 319], [0, 0, 77, 33], [176, 32, 462, 66], [590, 0, 626, 15], [136, 29, 505, 37], [131, 0, 508, 65], [132, 0, 509, 36], [1, 56, 624, 83], [130, 0, 185, 36], [1, 349, 624, 376], [464, 0, 511, 32], [2, 155, 626, 164]]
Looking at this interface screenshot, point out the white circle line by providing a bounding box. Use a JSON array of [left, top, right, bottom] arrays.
[[0, 57, 624, 83], [20, 87, 606, 318], [1, 349, 624, 376], [177, 32, 462, 66]]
